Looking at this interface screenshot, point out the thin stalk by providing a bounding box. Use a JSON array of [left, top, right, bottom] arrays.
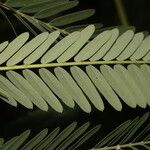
[[114, 0, 129, 26], [92, 140, 150, 150], [0, 60, 149, 71], [0, 8, 17, 36], [14, 14, 38, 36]]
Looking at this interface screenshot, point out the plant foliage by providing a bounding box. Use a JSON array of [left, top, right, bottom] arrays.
[[0, 25, 150, 112], [0, 0, 149, 149], [0, 0, 95, 35], [0, 113, 150, 149]]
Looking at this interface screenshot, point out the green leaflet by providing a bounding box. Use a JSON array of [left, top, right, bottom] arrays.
[[0, 41, 8, 53], [126, 64, 147, 106], [24, 31, 60, 64], [131, 35, 150, 60], [45, 122, 77, 149], [0, 95, 17, 107], [140, 36, 150, 60], [39, 68, 75, 108], [140, 65, 150, 89], [34, 0, 79, 19], [1, 137, 19, 150], [132, 121, 150, 142], [1, 130, 30, 150], [5, 0, 58, 7], [0, 87, 17, 107], [23, 69, 63, 113], [34, 127, 60, 150], [41, 31, 80, 64], [21, 129, 48, 150], [117, 32, 144, 60], [128, 65, 150, 106], [86, 65, 122, 111], [57, 25, 95, 63], [65, 23, 103, 33], [100, 65, 137, 108], [94, 120, 131, 148], [98, 25, 135, 35], [7, 32, 48, 66], [71, 66, 104, 111], [65, 23, 103, 39], [90, 28, 119, 61], [94, 113, 150, 149], [68, 124, 101, 150], [109, 117, 140, 146], [6, 71, 48, 111], [114, 65, 147, 108], [74, 30, 112, 61], [56, 122, 90, 150], [50, 9, 95, 27], [120, 112, 149, 144], [0, 32, 29, 65], [0, 75, 33, 109], [19, 0, 69, 14], [103, 30, 134, 60], [54, 67, 91, 113]]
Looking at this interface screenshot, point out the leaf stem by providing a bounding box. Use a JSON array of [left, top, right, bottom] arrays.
[[114, 0, 129, 26], [14, 14, 38, 36], [92, 140, 150, 150], [0, 60, 149, 71]]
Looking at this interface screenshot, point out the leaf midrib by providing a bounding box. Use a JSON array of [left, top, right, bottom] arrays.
[[0, 60, 149, 71], [92, 140, 150, 150]]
